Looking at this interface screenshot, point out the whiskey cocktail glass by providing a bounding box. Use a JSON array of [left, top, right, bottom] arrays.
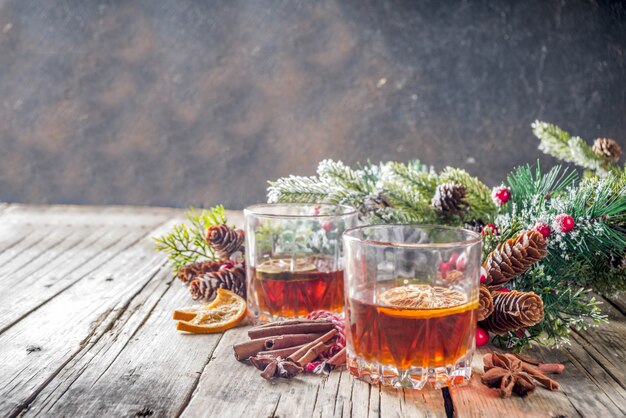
[[245, 203, 358, 322], [343, 225, 481, 389]]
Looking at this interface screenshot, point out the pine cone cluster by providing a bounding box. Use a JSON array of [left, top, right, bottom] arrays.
[[478, 285, 494, 321], [177, 260, 222, 284], [483, 230, 547, 289], [431, 183, 468, 217], [206, 224, 245, 260], [480, 290, 544, 335], [592, 138, 622, 164], [189, 263, 246, 300]]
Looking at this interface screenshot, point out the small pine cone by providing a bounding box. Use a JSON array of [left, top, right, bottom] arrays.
[[479, 290, 544, 335], [177, 260, 222, 284], [359, 193, 391, 218], [431, 183, 469, 216], [205, 224, 245, 260], [592, 138, 622, 163], [483, 230, 547, 288], [477, 285, 494, 321], [189, 263, 246, 300], [464, 219, 486, 234]]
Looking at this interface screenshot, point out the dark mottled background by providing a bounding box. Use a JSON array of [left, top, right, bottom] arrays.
[[0, 0, 624, 209]]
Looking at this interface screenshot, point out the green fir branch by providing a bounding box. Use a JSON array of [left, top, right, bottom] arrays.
[[532, 121, 607, 173], [439, 167, 496, 222], [153, 206, 228, 272], [385, 161, 438, 197], [496, 267, 607, 350], [505, 163, 577, 210], [267, 175, 330, 203]]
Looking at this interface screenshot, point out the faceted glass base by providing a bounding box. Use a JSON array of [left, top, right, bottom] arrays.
[[346, 351, 473, 389]]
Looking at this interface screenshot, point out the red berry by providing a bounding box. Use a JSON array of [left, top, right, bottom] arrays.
[[439, 261, 450, 277], [479, 267, 487, 283], [476, 327, 489, 347], [481, 224, 499, 236], [456, 253, 467, 271], [448, 253, 459, 266], [498, 287, 511, 293], [321, 221, 333, 233], [534, 222, 551, 239], [220, 262, 234, 270], [554, 214, 575, 233], [492, 186, 511, 206]]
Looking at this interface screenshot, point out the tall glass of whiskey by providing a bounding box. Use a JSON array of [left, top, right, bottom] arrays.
[[343, 225, 481, 389], [245, 203, 358, 323]]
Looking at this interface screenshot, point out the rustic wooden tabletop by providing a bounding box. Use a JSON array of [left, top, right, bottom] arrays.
[[1, 204, 625, 418]]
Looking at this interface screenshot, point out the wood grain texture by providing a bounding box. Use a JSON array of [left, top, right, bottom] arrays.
[[0, 205, 625, 418], [0, 1, 624, 209]]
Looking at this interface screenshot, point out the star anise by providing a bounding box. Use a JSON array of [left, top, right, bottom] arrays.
[[482, 353, 536, 398], [249, 355, 303, 380]]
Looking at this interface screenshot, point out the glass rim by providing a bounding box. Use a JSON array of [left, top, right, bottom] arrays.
[[343, 224, 481, 248], [244, 203, 358, 219]]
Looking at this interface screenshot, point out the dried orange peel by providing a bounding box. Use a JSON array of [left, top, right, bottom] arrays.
[[175, 289, 247, 333]]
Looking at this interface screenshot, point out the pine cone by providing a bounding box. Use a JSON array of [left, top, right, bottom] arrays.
[[464, 219, 486, 234], [479, 290, 544, 335], [189, 263, 246, 300], [205, 224, 245, 260], [431, 183, 468, 216], [478, 285, 494, 321], [483, 230, 547, 288], [177, 260, 222, 285], [592, 138, 622, 163], [359, 193, 391, 219]]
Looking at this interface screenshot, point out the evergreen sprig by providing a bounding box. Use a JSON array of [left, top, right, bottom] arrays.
[[495, 266, 607, 350], [438, 167, 496, 222], [489, 164, 626, 349], [268, 159, 496, 225], [532, 120, 620, 176], [266, 128, 626, 351], [153, 205, 229, 272]]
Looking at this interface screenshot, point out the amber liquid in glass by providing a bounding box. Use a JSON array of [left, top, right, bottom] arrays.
[[347, 284, 478, 370], [251, 255, 344, 318]]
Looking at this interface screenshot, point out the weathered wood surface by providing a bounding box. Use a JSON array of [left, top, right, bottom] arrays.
[[0, 204, 625, 418]]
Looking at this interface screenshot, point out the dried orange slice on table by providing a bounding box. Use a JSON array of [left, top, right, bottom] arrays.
[[175, 289, 247, 333]]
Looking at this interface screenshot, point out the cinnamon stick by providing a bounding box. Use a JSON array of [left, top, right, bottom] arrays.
[[522, 363, 560, 390], [233, 339, 268, 361], [512, 353, 565, 373], [513, 353, 542, 366], [288, 329, 337, 365], [327, 347, 346, 367], [295, 342, 332, 367], [257, 344, 307, 358], [233, 333, 324, 360], [538, 363, 565, 374], [248, 320, 334, 339], [264, 333, 324, 350]]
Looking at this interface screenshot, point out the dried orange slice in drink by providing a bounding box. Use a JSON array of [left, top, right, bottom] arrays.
[[256, 258, 316, 280], [176, 289, 247, 333], [380, 284, 467, 309]]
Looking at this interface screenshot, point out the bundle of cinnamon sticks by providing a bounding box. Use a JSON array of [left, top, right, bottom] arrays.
[[233, 319, 346, 380]]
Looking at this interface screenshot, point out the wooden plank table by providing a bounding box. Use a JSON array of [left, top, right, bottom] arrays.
[[1, 204, 625, 418]]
